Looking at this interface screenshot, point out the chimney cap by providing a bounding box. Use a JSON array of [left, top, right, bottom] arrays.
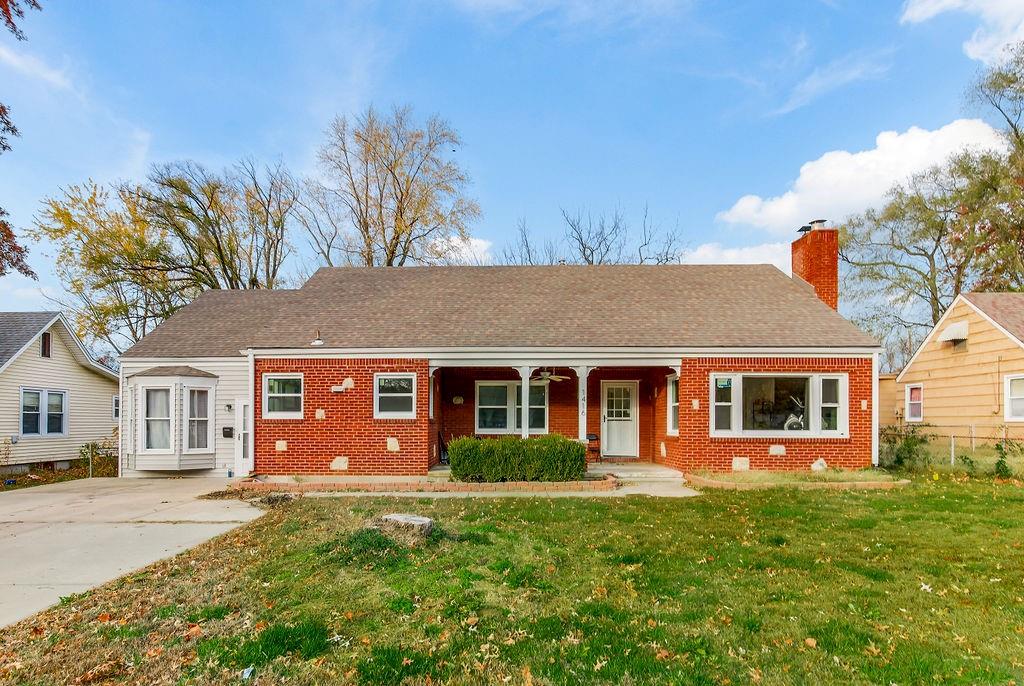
[[798, 225, 811, 233], [809, 218, 828, 229]]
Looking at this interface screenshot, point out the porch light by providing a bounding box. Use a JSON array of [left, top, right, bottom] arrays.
[[311, 329, 324, 347]]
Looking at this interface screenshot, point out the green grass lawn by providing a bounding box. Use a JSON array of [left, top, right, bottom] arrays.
[[2, 478, 1023, 685], [694, 469, 900, 484]]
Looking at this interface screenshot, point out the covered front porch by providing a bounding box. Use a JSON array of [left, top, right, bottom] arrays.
[[428, 360, 680, 462]]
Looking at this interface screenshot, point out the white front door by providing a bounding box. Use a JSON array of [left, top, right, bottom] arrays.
[[602, 381, 638, 457], [233, 398, 251, 477]]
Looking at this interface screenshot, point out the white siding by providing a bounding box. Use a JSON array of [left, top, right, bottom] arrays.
[[119, 358, 248, 477], [0, 323, 118, 466]]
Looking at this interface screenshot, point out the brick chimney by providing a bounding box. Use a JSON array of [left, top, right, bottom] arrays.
[[791, 219, 839, 310]]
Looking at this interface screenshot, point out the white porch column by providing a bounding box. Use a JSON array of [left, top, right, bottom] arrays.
[[518, 366, 536, 439], [574, 366, 592, 441]]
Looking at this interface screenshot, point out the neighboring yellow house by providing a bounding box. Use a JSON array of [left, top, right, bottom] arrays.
[[0, 312, 119, 472], [880, 293, 1024, 443]]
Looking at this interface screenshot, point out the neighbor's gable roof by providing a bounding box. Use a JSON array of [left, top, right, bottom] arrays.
[[122, 265, 877, 358], [895, 292, 1024, 383], [962, 292, 1024, 346], [0, 311, 118, 380]]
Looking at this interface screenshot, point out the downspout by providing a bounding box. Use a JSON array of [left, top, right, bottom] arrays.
[[871, 352, 879, 467], [247, 348, 255, 474], [117, 364, 124, 478]]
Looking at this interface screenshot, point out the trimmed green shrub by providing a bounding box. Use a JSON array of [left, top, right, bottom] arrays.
[[448, 434, 587, 482]]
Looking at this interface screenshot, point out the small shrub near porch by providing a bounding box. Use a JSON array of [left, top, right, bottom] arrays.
[[448, 434, 587, 482]]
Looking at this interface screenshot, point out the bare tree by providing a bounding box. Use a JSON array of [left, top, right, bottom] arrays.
[[500, 206, 683, 265], [138, 159, 297, 290], [500, 218, 563, 265], [308, 105, 481, 267]]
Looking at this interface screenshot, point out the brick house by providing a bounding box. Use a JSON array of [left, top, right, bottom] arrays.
[[117, 222, 880, 477]]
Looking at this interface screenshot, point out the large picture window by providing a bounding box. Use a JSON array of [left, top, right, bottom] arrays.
[[20, 388, 66, 437], [476, 381, 548, 434], [710, 374, 848, 437], [374, 373, 417, 419], [263, 374, 303, 419]]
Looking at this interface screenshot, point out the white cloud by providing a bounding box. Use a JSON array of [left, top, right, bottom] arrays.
[[775, 51, 891, 115], [438, 236, 495, 265], [901, 0, 1024, 63], [717, 118, 1005, 234], [682, 241, 791, 274], [0, 44, 71, 89]]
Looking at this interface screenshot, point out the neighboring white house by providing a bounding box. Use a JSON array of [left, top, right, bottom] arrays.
[[0, 312, 119, 471]]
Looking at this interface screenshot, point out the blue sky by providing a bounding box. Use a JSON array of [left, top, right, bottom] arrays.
[[1, 0, 1021, 312]]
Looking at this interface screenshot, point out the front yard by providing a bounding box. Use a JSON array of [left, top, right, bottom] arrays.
[[1, 478, 1022, 685]]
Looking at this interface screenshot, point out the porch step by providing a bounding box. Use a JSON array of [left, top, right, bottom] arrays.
[[587, 463, 685, 483]]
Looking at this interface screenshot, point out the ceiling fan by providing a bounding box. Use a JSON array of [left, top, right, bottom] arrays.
[[531, 369, 570, 383]]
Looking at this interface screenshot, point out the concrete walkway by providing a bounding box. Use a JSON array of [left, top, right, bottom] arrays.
[[308, 462, 700, 499], [0, 478, 260, 628]]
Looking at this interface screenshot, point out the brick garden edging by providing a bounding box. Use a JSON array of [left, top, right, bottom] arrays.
[[231, 474, 618, 494], [684, 472, 910, 491]]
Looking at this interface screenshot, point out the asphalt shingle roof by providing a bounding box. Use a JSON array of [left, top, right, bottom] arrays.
[[122, 265, 876, 358], [963, 292, 1024, 343], [0, 311, 59, 367]]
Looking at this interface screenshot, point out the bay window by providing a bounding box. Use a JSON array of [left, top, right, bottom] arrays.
[[710, 373, 848, 437], [476, 381, 548, 434], [143, 387, 172, 451], [185, 386, 214, 451], [20, 389, 66, 437], [374, 373, 416, 419]]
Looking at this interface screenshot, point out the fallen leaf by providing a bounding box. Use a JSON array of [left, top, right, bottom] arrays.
[[97, 613, 111, 623], [804, 637, 817, 649], [466, 616, 479, 627], [184, 624, 203, 639]]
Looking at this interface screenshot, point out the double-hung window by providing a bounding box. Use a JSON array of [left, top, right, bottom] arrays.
[[20, 389, 66, 437], [1005, 376, 1024, 421], [709, 373, 848, 437], [143, 387, 173, 451], [184, 386, 214, 451], [476, 381, 548, 434], [905, 384, 923, 422], [666, 375, 680, 435], [374, 373, 417, 419], [112, 395, 120, 420], [263, 374, 303, 419]]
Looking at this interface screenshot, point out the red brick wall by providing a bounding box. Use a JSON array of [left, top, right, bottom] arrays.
[[666, 357, 873, 471], [791, 228, 839, 310], [254, 358, 431, 476]]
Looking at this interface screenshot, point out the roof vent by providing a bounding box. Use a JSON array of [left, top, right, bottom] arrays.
[[311, 329, 324, 347]]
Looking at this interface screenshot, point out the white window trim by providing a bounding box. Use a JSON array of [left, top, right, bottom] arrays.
[[182, 382, 217, 454], [474, 380, 549, 435], [138, 383, 176, 455], [708, 372, 849, 439], [112, 394, 120, 420], [904, 383, 924, 423], [19, 387, 68, 438], [374, 372, 417, 420], [1004, 375, 1024, 422], [666, 374, 679, 436], [262, 373, 303, 420]]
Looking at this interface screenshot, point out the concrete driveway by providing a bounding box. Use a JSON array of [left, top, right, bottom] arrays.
[[0, 478, 260, 627]]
